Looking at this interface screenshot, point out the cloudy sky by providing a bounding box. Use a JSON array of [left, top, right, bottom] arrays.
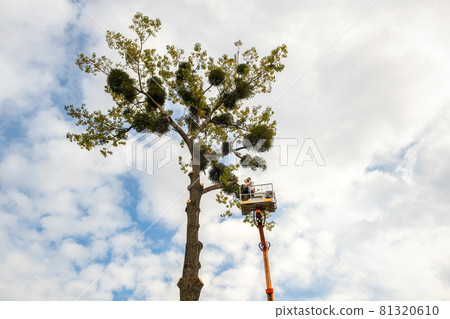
[[1, 0, 450, 301]]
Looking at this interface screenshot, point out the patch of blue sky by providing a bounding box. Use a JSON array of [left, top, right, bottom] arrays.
[[0, 109, 28, 151], [118, 173, 141, 223], [0, 25, 87, 151], [64, 21, 93, 55], [93, 247, 113, 266], [138, 222, 179, 255], [203, 243, 240, 272], [53, 74, 83, 108], [219, 210, 243, 222], [116, 173, 178, 254], [52, 22, 90, 106], [58, 22, 97, 111], [167, 100, 186, 119], [366, 142, 417, 175], [214, 260, 234, 275], [72, 262, 82, 274], [113, 287, 136, 301]]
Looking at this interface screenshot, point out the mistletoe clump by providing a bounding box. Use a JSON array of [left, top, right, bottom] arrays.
[[132, 112, 170, 134], [244, 124, 275, 152], [221, 92, 238, 110], [146, 76, 166, 111], [175, 61, 191, 82], [221, 141, 230, 155], [177, 87, 196, 106], [208, 68, 225, 86], [234, 78, 252, 100], [211, 113, 233, 126], [236, 63, 248, 75], [208, 161, 227, 184], [240, 154, 267, 171], [107, 69, 136, 103]]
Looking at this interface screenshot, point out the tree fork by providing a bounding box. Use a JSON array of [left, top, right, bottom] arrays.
[[178, 169, 204, 300]]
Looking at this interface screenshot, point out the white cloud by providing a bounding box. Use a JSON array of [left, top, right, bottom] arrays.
[[0, 1, 79, 115]]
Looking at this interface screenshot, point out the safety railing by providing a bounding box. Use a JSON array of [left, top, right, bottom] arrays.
[[239, 183, 276, 202]]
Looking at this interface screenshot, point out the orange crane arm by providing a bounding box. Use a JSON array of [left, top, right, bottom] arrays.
[[255, 210, 274, 301]]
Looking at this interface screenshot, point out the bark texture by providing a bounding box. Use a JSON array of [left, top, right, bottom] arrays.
[[177, 169, 204, 301]]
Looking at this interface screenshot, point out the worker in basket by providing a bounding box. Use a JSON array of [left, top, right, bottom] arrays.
[[242, 177, 254, 199]]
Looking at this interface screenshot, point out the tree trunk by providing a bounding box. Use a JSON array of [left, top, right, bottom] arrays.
[[177, 169, 204, 301]]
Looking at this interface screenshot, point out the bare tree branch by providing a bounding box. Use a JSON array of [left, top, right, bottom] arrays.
[[202, 179, 238, 195]]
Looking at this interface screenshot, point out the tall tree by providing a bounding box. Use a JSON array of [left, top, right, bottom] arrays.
[[66, 12, 287, 301]]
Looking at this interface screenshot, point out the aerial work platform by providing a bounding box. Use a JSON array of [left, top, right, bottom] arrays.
[[239, 182, 277, 301], [239, 183, 277, 215]]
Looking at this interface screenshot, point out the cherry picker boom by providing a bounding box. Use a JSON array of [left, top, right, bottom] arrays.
[[240, 183, 277, 301]]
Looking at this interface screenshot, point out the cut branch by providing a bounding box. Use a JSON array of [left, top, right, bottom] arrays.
[[202, 180, 238, 195]]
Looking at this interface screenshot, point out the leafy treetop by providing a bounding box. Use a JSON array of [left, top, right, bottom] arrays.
[[65, 12, 287, 228]]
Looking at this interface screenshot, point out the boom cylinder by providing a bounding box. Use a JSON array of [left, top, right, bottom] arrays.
[[255, 210, 274, 301]]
